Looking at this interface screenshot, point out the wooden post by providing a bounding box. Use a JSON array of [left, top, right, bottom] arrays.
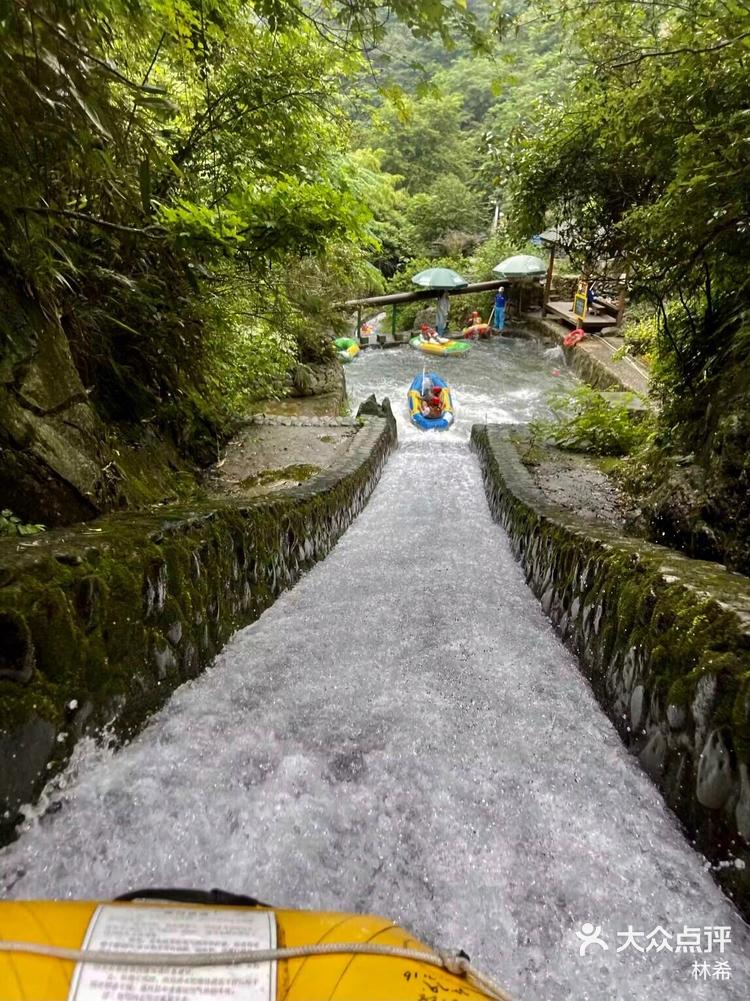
[[543, 242, 556, 317], [356, 305, 362, 341], [391, 303, 397, 338]]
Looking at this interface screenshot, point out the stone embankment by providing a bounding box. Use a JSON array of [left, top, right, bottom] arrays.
[[524, 313, 650, 396], [0, 403, 396, 843], [472, 423, 750, 915]]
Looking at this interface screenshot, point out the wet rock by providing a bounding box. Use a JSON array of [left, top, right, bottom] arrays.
[[0, 717, 56, 839], [54, 552, 83, 567], [153, 642, 177, 680], [182, 643, 200, 678], [471, 423, 750, 911], [667, 703, 687, 730], [630, 685, 646, 731], [290, 361, 341, 398], [167, 620, 183, 645], [143, 560, 168, 618], [67, 699, 94, 739], [696, 729, 735, 810], [412, 306, 437, 330], [692, 673, 718, 751], [73, 575, 106, 633], [736, 764, 750, 843], [0, 611, 35, 683], [639, 729, 668, 778], [356, 396, 396, 437]]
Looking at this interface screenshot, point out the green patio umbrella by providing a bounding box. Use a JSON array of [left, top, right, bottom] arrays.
[[492, 255, 548, 279], [411, 267, 468, 289]]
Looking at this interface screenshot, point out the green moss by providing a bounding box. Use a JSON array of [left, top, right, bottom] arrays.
[[472, 421, 750, 912], [732, 675, 750, 761], [0, 415, 396, 839], [0, 679, 60, 731], [27, 587, 83, 684], [239, 464, 321, 489], [594, 456, 626, 477]]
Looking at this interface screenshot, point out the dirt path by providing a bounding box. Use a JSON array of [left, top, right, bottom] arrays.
[[513, 432, 639, 530], [207, 416, 360, 498]]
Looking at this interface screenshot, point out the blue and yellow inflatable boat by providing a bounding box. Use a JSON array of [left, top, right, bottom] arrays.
[[408, 372, 454, 431]]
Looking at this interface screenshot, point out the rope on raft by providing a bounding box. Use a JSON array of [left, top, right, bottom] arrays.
[[0, 939, 517, 1001]]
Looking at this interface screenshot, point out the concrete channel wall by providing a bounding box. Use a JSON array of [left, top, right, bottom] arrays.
[[523, 314, 650, 396], [0, 410, 396, 843], [472, 423, 750, 916]]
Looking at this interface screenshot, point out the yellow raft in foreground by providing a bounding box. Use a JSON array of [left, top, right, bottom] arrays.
[[0, 898, 511, 1001]]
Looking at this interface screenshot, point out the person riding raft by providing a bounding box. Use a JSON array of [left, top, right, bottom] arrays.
[[420, 323, 448, 344], [421, 384, 444, 419]]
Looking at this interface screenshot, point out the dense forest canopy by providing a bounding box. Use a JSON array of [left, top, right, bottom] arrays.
[[0, 0, 548, 444]]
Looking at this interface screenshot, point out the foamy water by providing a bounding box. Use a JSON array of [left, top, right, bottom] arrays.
[[3, 338, 747, 1000]]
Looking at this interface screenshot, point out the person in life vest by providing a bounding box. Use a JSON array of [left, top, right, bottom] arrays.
[[421, 385, 444, 419], [462, 309, 490, 339], [420, 323, 448, 344]]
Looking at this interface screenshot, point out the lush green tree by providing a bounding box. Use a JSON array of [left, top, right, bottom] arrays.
[[503, 0, 750, 372], [372, 93, 473, 194], [0, 0, 486, 448], [498, 0, 750, 569], [404, 174, 487, 254]]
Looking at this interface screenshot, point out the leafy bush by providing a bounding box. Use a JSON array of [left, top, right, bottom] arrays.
[[618, 304, 660, 361], [531, 386, 652, 456], [0, 510, 45, 537]]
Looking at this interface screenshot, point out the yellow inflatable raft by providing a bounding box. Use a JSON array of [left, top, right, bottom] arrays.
[[0, 897, 510, 1001], [409, 335, 470, 357]]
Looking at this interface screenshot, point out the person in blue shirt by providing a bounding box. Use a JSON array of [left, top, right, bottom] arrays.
[[493, 286, 506, 330]]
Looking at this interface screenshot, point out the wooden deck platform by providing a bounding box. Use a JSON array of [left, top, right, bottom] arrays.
[[544, 300, 616, 332]]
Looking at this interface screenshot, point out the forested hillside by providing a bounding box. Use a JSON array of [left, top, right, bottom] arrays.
[[0, 0, 481, 524], [499, 0, 750, 570]]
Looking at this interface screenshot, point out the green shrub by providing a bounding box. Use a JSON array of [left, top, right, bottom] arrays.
[[0, 510, 45, 537], [531, 386, 653, 456], [619, 303, 660, 361]]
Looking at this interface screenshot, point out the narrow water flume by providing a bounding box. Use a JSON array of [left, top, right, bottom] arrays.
[[2, 339, 747, 1001]]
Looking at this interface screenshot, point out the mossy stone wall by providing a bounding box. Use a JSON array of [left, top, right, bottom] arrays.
[[524, 314, 631, 392], [472, 424, 750, 916], [0, 412, 396, 844]]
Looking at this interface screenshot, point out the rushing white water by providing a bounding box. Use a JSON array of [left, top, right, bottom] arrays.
[[3, 339, 748, 1000]]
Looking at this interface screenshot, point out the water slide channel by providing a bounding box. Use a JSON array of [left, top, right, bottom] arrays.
[[3, 337, 748, 1000]]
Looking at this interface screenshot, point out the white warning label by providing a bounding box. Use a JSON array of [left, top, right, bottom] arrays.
[[67, 904, 276, 1001]]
